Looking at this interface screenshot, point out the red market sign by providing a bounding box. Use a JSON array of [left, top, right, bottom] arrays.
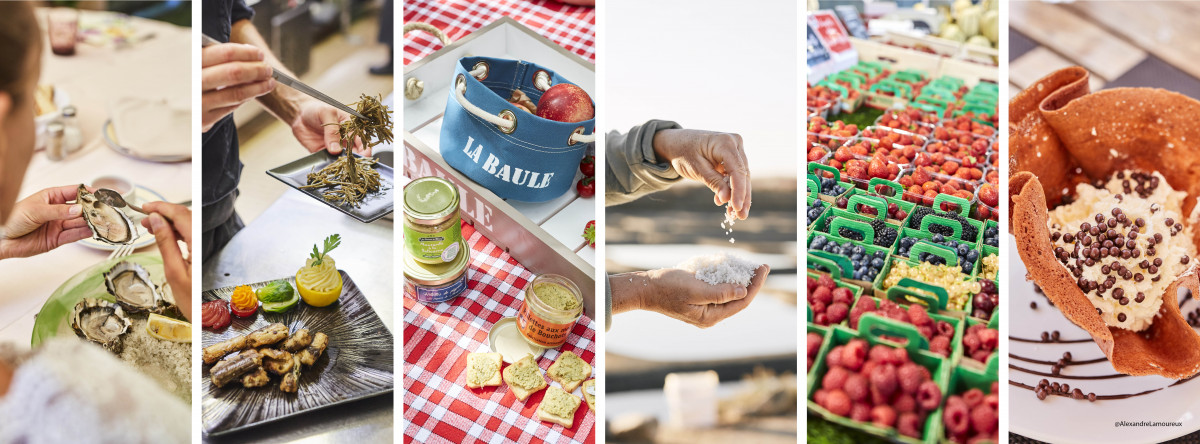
[[811, 11, 852, 54]]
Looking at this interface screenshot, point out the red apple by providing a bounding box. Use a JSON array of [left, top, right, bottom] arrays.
[[536, 83, 594, 122]]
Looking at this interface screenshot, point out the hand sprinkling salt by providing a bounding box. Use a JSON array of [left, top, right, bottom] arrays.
[[678, 252, 761, 287]]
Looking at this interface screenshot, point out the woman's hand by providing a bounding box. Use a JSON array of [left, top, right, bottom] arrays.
[[140, 202, 192, 321], [0, 185, 92, 260], [292, 99, 368, 156], [611, 265, 770, 328], [651, 129, 752, 220]]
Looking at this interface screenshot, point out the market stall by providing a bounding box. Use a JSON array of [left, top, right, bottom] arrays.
[[806, 3, 1000, 443]]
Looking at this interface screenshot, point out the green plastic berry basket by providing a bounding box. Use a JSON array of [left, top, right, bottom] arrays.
[[841, 188, 916, 229], [938, 356, 1000, 444], [903, 196, 985, 245], [807, 268, 865, 329], [812, 205, 904, 251], [807, 236, 892, 291], [807, 323, 835, 382], [959, 316, 1000, 369], [807, 316, 950, 444], [809, 162, 855, 203], [874, 254, 977, 314], [850, 294, 965, 367]]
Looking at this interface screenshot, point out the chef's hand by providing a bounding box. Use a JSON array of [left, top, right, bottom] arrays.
[[611, 265, 769, 328], [652, 129, 752, 220], [0, 360, 11, 397], [201, 43, 275, 132], [0, 185, 92, 260], [292, 99, 368, 157], [141, 202, 192, 321]]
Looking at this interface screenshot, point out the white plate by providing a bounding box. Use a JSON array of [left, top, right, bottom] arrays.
[[77, 185, 166, 251], [1007, 235, 1200, 443]]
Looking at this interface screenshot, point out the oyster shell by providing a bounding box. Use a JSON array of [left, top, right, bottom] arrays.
[[77, 184, 136, 245], [104, 261, 166, 314], [70, 298, 131, 353]]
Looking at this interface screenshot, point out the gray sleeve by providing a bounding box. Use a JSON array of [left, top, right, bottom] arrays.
[[604, 120, 683, 206], [604, 275, 612, 331]]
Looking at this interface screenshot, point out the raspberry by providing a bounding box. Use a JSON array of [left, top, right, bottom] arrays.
[[845, 373, 869, 402], [870, 405, 897, 428], [842, 340, 867, 371], [984, 393, 999, 411], [970, 405, 998, 434], [827, 302, 850, 324], [891, 347, 910, 365], [917, 381, 943, 411], [813, 388, 829, 406], [811, 286, 832, 306], [908, 304, 933, 326], [868, 344, 893, 363], [817, 274, 836, 290], [870, 363, 899, 399], [990, 381, 999, 394], [930, 336, 951, 356], [824, 389, 852, 416], [823, 366, 849, 390], [811, 301, 828, 316], [807, 333, 823, 358], [978, 328, 999, 349], [807, 275, 818, 293], [963, 331, 981, 353], [827, 345, 844, 368], [962, 388, 984, 408], [832, 287, 854, 305], [917, 325, 934, 340], [943, 396, 970, 435], [855, 296, 877, 311], [871, 385, 889, 406], [815, 313, 829, 326], [898, 363, 924, 394], [851, 402, 871, 422], [897, 412, 922, 438], [807, 356, 814, 370], [860, 360, 878, 378], [849, 309, 864, 329], [892, 392, 917, 413], [972, 350, 993, 363], [937, 321, 954, 337]]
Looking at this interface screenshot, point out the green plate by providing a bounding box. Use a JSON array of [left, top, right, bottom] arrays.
[[31, 252, 164, 347]]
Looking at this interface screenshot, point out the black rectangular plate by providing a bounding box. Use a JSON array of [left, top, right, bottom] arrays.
[[266, 151, 394, 223], [201, 271, 394, 436]]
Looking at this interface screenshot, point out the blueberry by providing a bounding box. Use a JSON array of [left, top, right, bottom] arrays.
[[932, 233, 944, 243], [871, 257, 885, 268]]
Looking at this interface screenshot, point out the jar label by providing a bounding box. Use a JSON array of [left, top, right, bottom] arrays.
[[406, 271, 469, 303], [404, 222, 462, 263], [517, 302, 574, 348]]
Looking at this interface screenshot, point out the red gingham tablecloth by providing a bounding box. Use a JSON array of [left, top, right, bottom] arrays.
[[403, 0, 596, 65], [403, 222, 598, 443]]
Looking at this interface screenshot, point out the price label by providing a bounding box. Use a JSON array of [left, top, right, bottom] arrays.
[[806, 23, 833, 82], [809, 11, 858, 73], [835, 5, 868, 39]]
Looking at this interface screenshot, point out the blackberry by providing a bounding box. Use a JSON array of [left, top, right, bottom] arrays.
[[908, 206, 978, 242], [807, 200, 826, 226], [870, 219, 898, 248]]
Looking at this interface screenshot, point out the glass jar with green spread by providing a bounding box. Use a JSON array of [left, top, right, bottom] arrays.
[[517, 274, 583, 348], [404, 177, 463, 264]]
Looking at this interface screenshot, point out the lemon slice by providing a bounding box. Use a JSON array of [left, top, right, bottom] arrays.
[[146, 313, 191, 343]]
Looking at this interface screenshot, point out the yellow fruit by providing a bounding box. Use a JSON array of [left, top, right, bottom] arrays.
[[146, 313, 191, 343], [296, 269, 342, 307]]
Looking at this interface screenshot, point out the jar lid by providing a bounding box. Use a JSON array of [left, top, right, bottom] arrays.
[[404, 177, 459, 220], [488, 317, 544, 364], [404, 238, 470, 286]]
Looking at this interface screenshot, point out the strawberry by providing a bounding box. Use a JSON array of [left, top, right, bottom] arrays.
[[579, 155, 595, 177], [576, 176, 595, 198], [582, 220, 595, 248]]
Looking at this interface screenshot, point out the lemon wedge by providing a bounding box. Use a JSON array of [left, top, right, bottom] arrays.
[[146, 313, 191, 343]]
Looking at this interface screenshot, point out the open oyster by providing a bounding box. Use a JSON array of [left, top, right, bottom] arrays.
[[77, 184, 136, 245], [70, 298, 131, 353], [104, 261, 166, 314]]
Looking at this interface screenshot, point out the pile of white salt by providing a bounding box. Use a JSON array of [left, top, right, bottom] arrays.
[[678, 252, 761, 287]]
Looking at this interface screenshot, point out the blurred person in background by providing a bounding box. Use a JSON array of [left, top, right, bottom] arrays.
[[0, 3, 188, 441], [201, 0, 366, 261], [371, 0, 393, 75], [605, 120, 769, 329]]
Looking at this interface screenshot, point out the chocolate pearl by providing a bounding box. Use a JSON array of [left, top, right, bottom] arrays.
[[1108, 219, 1118, 228], [1184, 255, 1191, 265], [1129, 231, 1138, 240], [1051, 232, 1062, 242], [1112, 208, 1122, 217], [1085, 258, 1096, 267], [1107, 229, 1117, 238], [1082, 236, 1093, 246], [1120, 297, 1130, 306], [1115, 238, 1125, 248], [1155, 233, 1163, 243], [1136, 292, 1146, 303], [1166, 218, 1175, 227], [1118, 171, 1126, 179], [1040, 378, 1050, 388], [1088, 393, 1097, 402], [1080, 222, 1091, 232], [1136, 218, 1146, 227], [1101, 265, 1111, 274], [1148, 247, 1157, 256], [1114, 288, 1125, 298], [1037, 389, 1048, 400], [1122, 250, 1132, 259], [1150, 265, 1159, 274], [1052, 365, 1061, 376], [1097, 307, 1103, 315], [1154, 258, 1163, 267], [1132, 249, 1141, 258], [1064, 233, 1075, 243], [1176, 223, 1183, 233], [1063, 383, 1071, 393], [1090, 226, 1101, 236], [1052, 330, 1061, 341], [1103, 240, 1114, 249], [1057, 358, 1067, 367], [1063, 351, 1073, 361], [1110, 246, 1121, 256], [1118, 312, 1127, 322], [1072, 388, 1085, 399], [1141, 260, 1151, 269], [1096, 213, 1105, 223], [1135, 273, 1144, 282], [1041, 331, 1050, 341], [1031, 301, 1038, 309]]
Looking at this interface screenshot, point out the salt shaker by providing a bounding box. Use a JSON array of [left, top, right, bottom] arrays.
[[60, 105, 83, 155], [45, 121, 65, 161]]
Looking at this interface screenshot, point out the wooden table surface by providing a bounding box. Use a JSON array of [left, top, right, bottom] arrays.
[[1009, 1, 1200, 98]]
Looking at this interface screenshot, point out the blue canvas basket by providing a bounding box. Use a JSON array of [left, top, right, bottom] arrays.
[[439, 56, 595, 202]]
